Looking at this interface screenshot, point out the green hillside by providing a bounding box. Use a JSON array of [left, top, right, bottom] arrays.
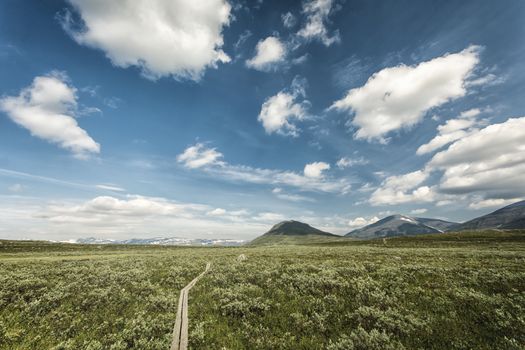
[[248, 233, 347, 246]]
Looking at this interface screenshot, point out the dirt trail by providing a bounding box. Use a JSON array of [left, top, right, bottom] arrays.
[[170, 262, 211, 350]]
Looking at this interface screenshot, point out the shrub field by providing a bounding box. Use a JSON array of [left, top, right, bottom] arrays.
[[1, 231, 524, 349]]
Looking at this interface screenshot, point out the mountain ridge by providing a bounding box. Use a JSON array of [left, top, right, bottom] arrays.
[[345, 215, 457, 239], [250, 200, 525, 245], [455, 200, 525, 230]]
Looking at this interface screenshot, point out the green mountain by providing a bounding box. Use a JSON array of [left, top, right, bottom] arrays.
[[249, 220, 343, 246]]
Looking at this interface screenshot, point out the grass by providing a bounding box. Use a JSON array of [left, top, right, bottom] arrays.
[[1, 231, 524, 349]]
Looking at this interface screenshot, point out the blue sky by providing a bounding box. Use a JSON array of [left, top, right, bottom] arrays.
[[1, 0, 524, 240]]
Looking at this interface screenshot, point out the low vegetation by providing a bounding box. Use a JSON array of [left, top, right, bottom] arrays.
[[0, 242, 209, 349], [1, 231, 524, 349], [247, 233, 347, 246]]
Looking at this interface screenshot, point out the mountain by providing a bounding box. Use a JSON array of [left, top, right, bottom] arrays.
[[72, 237, 246, 246], [263, 220, 337, 236], [249, 220, 343, 246], [416, 217, 458, 231], [346, 215, 457, 239], [455, 200, 525, 230]]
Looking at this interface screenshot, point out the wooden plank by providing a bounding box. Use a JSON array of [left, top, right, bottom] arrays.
[[170, 263, 210, 350]]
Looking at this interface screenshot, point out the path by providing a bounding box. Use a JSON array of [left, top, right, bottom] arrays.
[[170, 262, 211, 350]]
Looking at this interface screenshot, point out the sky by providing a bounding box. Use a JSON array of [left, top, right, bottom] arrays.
[[1, 0, 524, 241]]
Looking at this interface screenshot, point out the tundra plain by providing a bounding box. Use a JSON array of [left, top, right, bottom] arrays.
[[1, 231, 524, 350]]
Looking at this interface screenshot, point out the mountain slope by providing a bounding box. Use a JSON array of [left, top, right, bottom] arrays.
[[456, 200, 525, 230], [263, 220, 337, 236], [346, 215, 457, 239], [249, 220, 342, 246], [416, 218, 458, 231]]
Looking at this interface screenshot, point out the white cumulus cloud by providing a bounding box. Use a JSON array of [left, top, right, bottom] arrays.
[[331, 46, 481, 143], [429, 117, 525, 200], [25, 194, 270, 239], [61, 0, 231, 80], [246, 36, 287, 71], [371, 116, 525, 207], [370, 170, 435, 206], [258, 77, 309, 136], [348, 216, 379, 229], [41, 195, 208, 220], [304, 162, 330, 178], [0, 72, 100, 158]]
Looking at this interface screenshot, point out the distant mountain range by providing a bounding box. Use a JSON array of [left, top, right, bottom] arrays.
[[249, 200, 525, 245], [345, 215, 457, 239], [67, 200, 525, 247], [71, 237, 246, 246]]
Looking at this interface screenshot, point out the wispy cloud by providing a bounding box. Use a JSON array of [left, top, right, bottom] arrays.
[[281, 12, 297, 28], [8, 184, 25, 193], [417, 108, 488, 155], [177, 143, 351, 194], [0, 168, 124, 193], [336, 156, 369, 169], [95, 184, 126, 192], [272, 187, 315, 202], [297, 0, 340, 46], [176, 143, 224, 169], [246, 36, 287, 71], [0, 168, 91, 189]]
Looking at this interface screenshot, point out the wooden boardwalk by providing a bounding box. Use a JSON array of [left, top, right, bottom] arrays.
[[170, 262, 211, 350]]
